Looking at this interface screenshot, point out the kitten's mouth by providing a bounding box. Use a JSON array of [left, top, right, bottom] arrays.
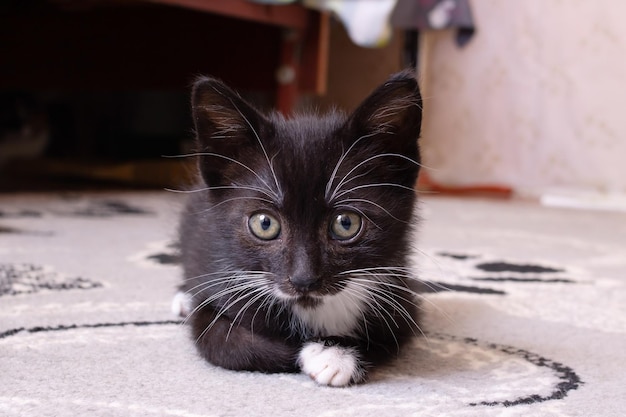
[[274, 286, 325, 308], [275, 280, 345, 308]]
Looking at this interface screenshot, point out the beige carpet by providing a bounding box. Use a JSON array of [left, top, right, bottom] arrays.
[[1, 192, 624, 416]]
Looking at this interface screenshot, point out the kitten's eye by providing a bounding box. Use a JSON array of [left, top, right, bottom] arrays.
[[330, 212, 362, 241], [248, 212, 281, 240]]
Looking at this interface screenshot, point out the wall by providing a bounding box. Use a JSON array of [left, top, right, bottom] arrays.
[[419, 0, 626, 196], [310, 22, 404, 112]]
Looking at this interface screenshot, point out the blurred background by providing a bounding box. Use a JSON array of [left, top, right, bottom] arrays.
[[0, 0, 409, 191], [2, 0, 625, 209], [419, 0, 626, 208]]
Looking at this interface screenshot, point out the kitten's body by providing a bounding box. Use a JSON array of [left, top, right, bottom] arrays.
[[177, 71, 423, 386]]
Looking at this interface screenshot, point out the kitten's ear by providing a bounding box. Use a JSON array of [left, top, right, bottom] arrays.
[[347, 70, 422, 156], [191, 77, 270, 186]]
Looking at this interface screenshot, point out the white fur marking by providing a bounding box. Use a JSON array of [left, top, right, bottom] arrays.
[[290, 281, 372, 337], [298, 342, 362, 387], [171, 291, 192, 318]]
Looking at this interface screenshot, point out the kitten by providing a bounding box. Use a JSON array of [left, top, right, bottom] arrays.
[[174, 70, 423, 386]]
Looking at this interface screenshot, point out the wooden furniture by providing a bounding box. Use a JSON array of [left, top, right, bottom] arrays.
[[0, 0, 329, 114]]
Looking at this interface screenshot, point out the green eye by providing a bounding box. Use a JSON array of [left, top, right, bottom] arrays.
[[248, 212, 281, 240], [330, 212, 362, 240]]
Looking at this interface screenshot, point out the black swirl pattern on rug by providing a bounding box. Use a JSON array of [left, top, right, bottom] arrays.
[[434, 252, 577, 295], [0, 198, 153, 219], [0, 322, 583, 408], [0, 263, 102, 297], [0, 320, 181, 340], [58, 200, 154, 217], [147, 242, 181, 265], [458, 337, 583, 406]]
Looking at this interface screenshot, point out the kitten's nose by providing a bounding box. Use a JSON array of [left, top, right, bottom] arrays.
[[289, 274, 321, 293]]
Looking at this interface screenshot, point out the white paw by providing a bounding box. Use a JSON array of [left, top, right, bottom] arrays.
[[171, 291, 192, 318], [298, 341, 364, 387]]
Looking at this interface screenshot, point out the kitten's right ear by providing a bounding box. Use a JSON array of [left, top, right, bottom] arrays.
[[347, 70, 422, 147], [191, 77, 269, 187]]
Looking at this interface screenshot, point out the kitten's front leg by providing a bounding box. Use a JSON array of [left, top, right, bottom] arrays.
[[191, 303, 300, 374], [298, 339, 367, 386]]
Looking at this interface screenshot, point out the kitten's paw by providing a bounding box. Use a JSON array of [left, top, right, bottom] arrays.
[[298, 341, 365, 387], [171, 291, 192, 318]]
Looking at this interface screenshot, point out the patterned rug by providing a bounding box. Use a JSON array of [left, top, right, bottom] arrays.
[[1, 192, 624, 416]]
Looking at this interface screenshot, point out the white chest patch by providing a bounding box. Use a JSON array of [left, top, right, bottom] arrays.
[[290, 281, 370, 337]]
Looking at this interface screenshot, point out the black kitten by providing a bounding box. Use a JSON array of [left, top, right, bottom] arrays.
[[174, 70, 423, 386]]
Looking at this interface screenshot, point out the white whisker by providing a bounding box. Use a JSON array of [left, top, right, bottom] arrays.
[[181, 270, 269, 283], [344, 270, 454, 327], [339, 284, 401, 350], [165, 184, 277, 200], [226, 286, 275, 339], [348, 279, 426, 343], [182, 271, 274, 330], [334, 198, 409, 224], [328, 153, 422, 202], [195, 196, 275, 214], [333, 182, 416, 202], [185, 278, 266, 326], [163, 152, 279, 201], [195, 280, 269, 343], [249, 290, 280, 335], [324, 132, 380, 199], [228, 98, 283, 199]]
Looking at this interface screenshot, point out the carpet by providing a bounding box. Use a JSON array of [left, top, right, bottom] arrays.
[[1, 191, 624, 416]]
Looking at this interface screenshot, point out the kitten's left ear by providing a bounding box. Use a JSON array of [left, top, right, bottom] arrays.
[[347, 70, 422, 153], [191, 76, 270, 187]]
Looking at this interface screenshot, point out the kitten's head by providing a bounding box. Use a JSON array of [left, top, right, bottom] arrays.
[[190, 71, 422, 307]]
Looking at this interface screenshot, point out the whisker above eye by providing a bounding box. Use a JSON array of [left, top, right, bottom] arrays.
[[194, 196, 275, 214], [333, 182, 417, 202], [334, 198, 410, 224], [324, 132, 380, 199], [328, 153, 424, 202], [165, 184, 278, 200], [163, 152, 279, 200], [228, 98, 283, 199]]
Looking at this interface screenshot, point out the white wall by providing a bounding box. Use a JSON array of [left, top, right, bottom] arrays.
[[419, 0, 626, 196]]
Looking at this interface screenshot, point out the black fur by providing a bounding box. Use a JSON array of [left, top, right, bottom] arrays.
[[178, 70, 423, 383]]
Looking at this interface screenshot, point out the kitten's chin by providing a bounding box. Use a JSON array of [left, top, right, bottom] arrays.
[[293, 295, 322, 309], [274, 289, 323, 308]]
